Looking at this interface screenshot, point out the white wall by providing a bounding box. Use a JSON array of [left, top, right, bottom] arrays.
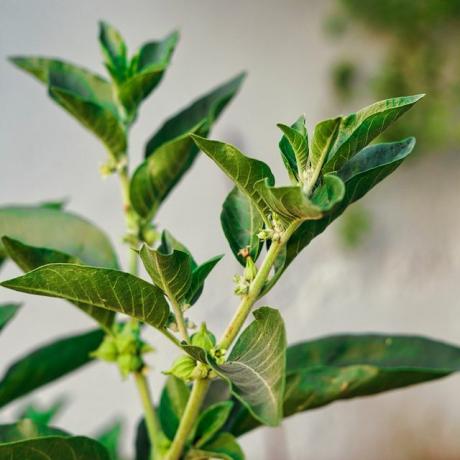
[[1, 1, 460, 459]]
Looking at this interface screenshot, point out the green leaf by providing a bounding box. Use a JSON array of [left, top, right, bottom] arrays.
[[18, 398, 66, 426], [187, 255, 223, 305], [99, 21, 128, 83], [277, 117, 308, 177], [0, 436, 110, 459], [159, 376, 190, 440], [0, 328, 103, 408], [95, 419, 123, 460], [221, 187, 263, 266], [0, 205, 119, 269], [323, 94, 424, 173], [1, 264, 169, 329], [2, 237, 115, 331], [208, 307, 286, 426], [0, 419, 68, 443], [280, 137, 416, 275], [139, 245, 193, 303], [0, 303, 20, 333], [310, 117, 341, 174], [158, 230, 197, 268], [193, 402, 234, 448], [187, 433, 244, 460], [134, 418, 149, 460], [192, 136, 274, 224]]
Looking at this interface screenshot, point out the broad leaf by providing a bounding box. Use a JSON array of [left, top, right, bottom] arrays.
[[278, 117, 308, 178], [139, 245, 193, 303], [208, 307, 286, 426], [159, 376, 190, 440], [0, 328, 103, 408], [0, 436, 110, 459], [221, 187, 263, 266], [187, 433, 244, 460], [0, 302, 20, 333], [0, 205, 119, 269], [95, 420, 123, 460], [323, 95, 424, 173], [0, 419, 68, 443], [2, 237, 115, 331], [192, 136, 275, 223], [1, 264, 169, 329], [99, 21, 128, 83], [193, 402, 234, 448]]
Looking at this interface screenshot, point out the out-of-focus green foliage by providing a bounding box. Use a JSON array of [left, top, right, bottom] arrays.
[[329, 0, 460, 152]]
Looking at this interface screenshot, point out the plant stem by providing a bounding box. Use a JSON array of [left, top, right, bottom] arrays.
[[166, 378, 210, 460], [169, 295, 190, 343], [218, 221, 300, 350], [134, 372, 162, 460]]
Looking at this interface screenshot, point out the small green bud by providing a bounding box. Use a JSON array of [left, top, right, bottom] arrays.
[[91, 336, 118, 362], [117, 353, 143, 378], [210, 347, 227, 365], [141, 224, 159, 246], [257, 229, 273, 241], [99, 159, 117, 178], [185, 318, 197, 330], [233, 274, 250, 296], [190, 361, 209, 380], [243, 257, 257, 282], [164, 355, 196, 381], [191, 323, 216, 352]]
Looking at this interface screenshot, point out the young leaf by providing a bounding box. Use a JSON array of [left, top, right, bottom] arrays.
[[95, 419, 123, 460], [0, 328, 103, 408], [208, 307, 286, 426], [0, 302, 21, 333], [2, 237, 115, 331], [277, 117, 308, 177], [158, 230, 197, 269], [0, 419, 68, 443], [193, 401, 234, 448], [192, 136, 275, 223], [0, 205, 119, 269], [159, 376, 190, 440], [99, 21, 128, 83], [221, 187, 264, 266], [188, 432, 244, 460], [322, 94, 424, 173], [0, 264, 169, 329], [187, 255, 223, 305], [0, 436, 110, 459], [18, 398, 66, 426]]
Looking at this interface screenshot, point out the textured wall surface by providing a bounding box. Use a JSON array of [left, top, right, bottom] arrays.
[[1, 1, 460, 459]]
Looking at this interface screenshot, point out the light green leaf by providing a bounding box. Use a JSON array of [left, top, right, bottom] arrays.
[[310, 117, 341, 174], [18, 398, 66, 426], [192, 136, 274, 224], [208, 307, 286, 426], [0, 419, 68, 443], [0, 205, 119, 269], [193, 402, 234, 448], [221, 187, 263, 266], [2, 237, 115, 330], [95, 419, 123, 460], [0, 264, 169, 329], [277, 117, 308, 176], [0, 328, 103, 408], [187, 433, 244, 460], [99, 21, 128, 83], [0, 303, 20, 333], [139, 245, 193, 303], [159, 376, 190, 440], [323, 94, 424, 173], [0, 436, 110, 459]]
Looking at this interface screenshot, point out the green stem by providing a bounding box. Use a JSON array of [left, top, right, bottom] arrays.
[[166, 378, 210, 460], [218, 221, 300, 350], [134, 372, 162, 460], [169, 296, 190, 343]]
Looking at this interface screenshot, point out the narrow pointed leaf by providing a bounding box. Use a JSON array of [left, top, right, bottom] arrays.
[[0, 303, 21, 333], [0, 436, 110, 459], [18, 398, 66, 426], [193, 401, 234, 448], [221, 187, 263, 266], [0, 264, 169, 329], [95, 420, 123, 460], [192, 136, 275, 222], [158, 230, 197, 269], [310, 117, 341, 173], [2, 237, 115, 330], [139, 245, 193, 302], [0, 205, 119, 269], [99, 21, 128, 83], [187, 255, 223, 305], [278, 118, 308, 175], [135, 418, 149, 460], [189, 433, 244, 460], [323, 94, 424, 173], [0, 328, 103, 408], [208, 307, 286, 426]]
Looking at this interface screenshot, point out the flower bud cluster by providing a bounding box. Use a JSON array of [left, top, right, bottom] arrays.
[[233, 257, 258, 296]]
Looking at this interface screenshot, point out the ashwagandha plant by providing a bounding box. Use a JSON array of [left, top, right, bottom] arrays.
[[1, 21, 460, 460]]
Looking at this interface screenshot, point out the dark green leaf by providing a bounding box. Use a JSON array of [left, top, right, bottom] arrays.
[[0, 303, 20, 333], [135, 418, 149, 460], [95, 419, 123, 460], [158, 230, 197, 269], [0, 205, 119, 269], [99, 21, 128, 83], [188, 433, 244, 460], [1, 264, 169, 329], [208, 307, 286, 426], [0, 436, 110, 459], [0, 328, 103, 408], [18, 398, 66, 426], [2, 237, 115, 331], [0, 419, 68, 443], [192, 136, 274, 223], [159, 376, 190, 440], [323, 94, 424, 173], [221, 187, 263, 266], [187, 255, 223, 305], [277, 117, 308, 177], [193, 402, 234, 448]]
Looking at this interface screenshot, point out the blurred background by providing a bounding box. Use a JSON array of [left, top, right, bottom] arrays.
[[1, 1, 460, 458]]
